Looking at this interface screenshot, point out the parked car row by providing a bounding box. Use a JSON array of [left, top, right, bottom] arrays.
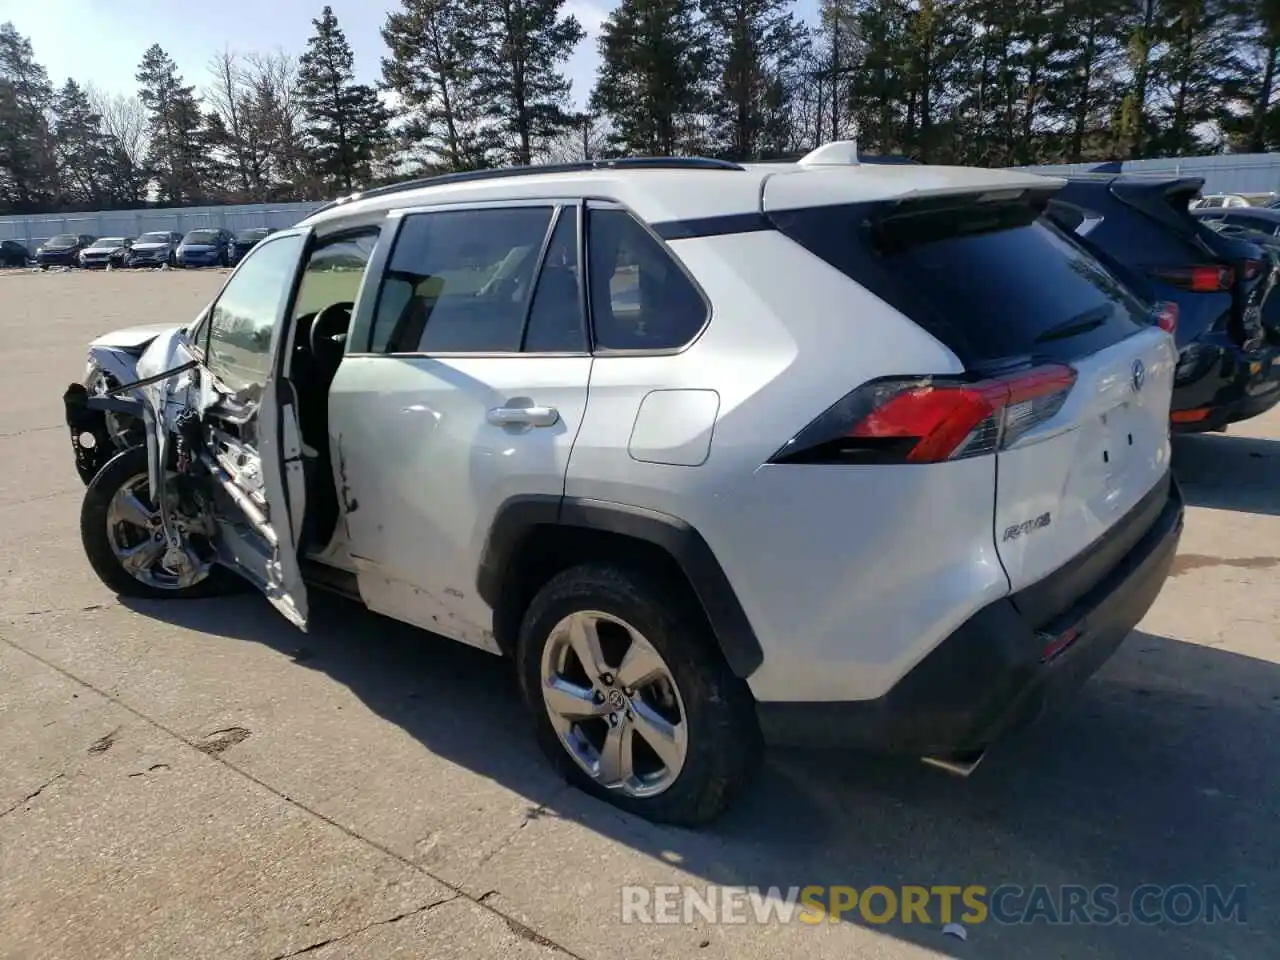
[[0, 227, 278, 270]]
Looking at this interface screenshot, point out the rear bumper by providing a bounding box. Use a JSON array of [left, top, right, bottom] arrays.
[[757, 473, 1184, 754], [1171, 341, 1280, 433]]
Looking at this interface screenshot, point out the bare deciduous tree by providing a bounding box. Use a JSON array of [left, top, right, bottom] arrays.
[[207, 48, 253, 194], [86, 84, 150, 204], [243, 49, 309, 194], [539, 111, 610, 162]]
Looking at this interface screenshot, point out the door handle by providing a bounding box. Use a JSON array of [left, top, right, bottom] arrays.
[[487, 405, 560, 428]]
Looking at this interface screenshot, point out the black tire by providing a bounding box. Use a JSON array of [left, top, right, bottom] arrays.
[[80, 445, 243, 600], [516, 562, 760, 826]]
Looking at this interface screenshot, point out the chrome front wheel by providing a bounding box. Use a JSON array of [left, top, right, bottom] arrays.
[[104, 473, 212, 591], [81, 446, 238, 600]]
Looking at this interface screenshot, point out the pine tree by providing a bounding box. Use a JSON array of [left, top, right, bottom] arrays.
[[0, 22, 56, 212], [843, 0, 908, 155], [298, 5, 390, 192], [591, 0, 713, 156], [469, 0, 585, 165], [700, 0, 808, 159], [1223, 0, 1280, 151], [1043, 0, 1130, 162], [382, 0, 491, 171], [1150, 0, 1247, 155], [136, 44, 207, 204], [1118, 0, 1161, 157], [53, 80, 111, 208], [809, 0, 861, 144]]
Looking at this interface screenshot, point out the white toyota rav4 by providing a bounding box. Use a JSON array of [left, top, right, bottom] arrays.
[[64, 142, 1184, 825]]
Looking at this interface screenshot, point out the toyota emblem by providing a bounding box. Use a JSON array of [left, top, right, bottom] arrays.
[[1131, 359, 1145, 393]]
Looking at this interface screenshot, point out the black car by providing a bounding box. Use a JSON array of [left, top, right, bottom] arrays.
[[0, 239, 30, 266], [78, 237, 133, 268], [126, 230, 183, 267], [34, 234, 96, 267], [175, 228, 234, 268], [229, 227, 274, 265], [1046, 174, 1280, 433], [1194, 213, 1280, 344]]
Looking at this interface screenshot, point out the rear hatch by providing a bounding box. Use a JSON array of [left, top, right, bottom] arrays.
[[1061, 177, 1268, 350], [765, 173, 1176, 599]]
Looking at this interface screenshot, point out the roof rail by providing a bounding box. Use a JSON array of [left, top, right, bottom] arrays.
[[311, 156, 745, 215]]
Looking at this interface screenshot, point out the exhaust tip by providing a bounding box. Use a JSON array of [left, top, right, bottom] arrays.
[[921, 750, 986, 778]]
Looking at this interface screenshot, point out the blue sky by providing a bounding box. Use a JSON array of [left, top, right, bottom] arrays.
[[0, 0, 819, 109]]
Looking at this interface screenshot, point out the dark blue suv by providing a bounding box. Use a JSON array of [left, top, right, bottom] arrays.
[[1046, 174, 1280, 433], [175, 228, 234, 268]]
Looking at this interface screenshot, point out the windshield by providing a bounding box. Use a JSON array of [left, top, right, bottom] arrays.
[[47, 234, 77, 246], [138, 232, 171, 243], [184, 230, 220, 243], [236, 229, 268, 241], [96, 238, 127, 246]]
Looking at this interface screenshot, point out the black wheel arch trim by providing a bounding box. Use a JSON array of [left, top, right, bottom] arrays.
[[478, 495, 765, 678]]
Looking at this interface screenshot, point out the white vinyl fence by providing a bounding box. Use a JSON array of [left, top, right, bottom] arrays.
[[0, 201, 325, 248]]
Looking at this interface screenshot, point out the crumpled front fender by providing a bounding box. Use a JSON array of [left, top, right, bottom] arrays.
[[88, 322, 184, 353], [86, 344, 145, 388]]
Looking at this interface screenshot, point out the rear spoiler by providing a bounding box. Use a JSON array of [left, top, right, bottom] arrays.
[[1109, 176, 1206, 237]]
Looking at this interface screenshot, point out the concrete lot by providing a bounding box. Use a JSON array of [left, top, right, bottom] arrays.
[[1, 268, 1277, 959]]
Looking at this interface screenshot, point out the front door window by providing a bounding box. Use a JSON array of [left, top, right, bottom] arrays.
[[204, 233, 306, 397]]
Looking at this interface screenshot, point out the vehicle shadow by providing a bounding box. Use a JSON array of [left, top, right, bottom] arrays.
[[124, 591, 1279, 958], [1173, 432, 1280, 516]]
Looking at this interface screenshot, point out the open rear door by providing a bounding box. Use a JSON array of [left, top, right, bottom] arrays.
[[189, 227, 313, 628]]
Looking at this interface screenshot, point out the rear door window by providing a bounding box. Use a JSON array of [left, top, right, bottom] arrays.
[[773, 198, 1150, 366]]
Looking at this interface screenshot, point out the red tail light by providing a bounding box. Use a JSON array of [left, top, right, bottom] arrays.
[[1040, 627, 1080, 662], [1155, 301, 1178, 334], [1150, 264, 1234, 292], [770, 364, 1078, 466]]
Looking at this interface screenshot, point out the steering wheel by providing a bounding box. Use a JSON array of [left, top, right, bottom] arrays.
[[310, 301, 354, 360]]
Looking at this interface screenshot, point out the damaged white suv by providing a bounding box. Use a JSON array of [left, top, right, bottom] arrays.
[[65, 145, 1185, 825]]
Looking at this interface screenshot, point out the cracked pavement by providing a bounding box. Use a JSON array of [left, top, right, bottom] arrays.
[[2, 269, 1278, 958]]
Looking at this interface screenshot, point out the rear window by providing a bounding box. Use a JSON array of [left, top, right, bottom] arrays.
[[772, 198, 1152, 366]]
